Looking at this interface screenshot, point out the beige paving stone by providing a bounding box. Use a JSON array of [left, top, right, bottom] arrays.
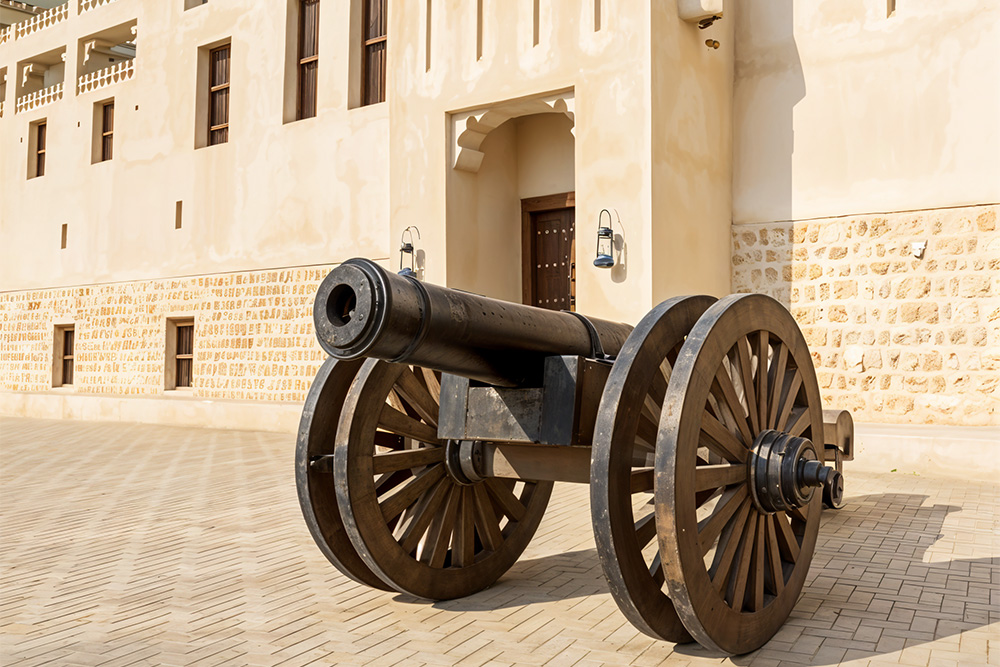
[[1, 417, 998, 667]]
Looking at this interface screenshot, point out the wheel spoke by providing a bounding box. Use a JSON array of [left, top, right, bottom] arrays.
[[735, 336, 760, 435], [766, 343, 789, 429], [775, 371, 803, 432], [712, 366, 754, 446], [372, 446, 444, 474], [765, 514, 785, 595], [374, 468, 411, 494], [650, 551, 666, 588], [749, 514, 767, 611], [379, 464, 445, 522], [472, 483, 503, 552], [785, 406, 810, 437], [485, 478, 526, 522], [788, 505, 809, 524], [694, 463, 746, 492], [379, 404, 438, 443], [709, 498, 752, 591], [698, 485, 749, 555], [630, 467, 654, 494], [700, 413, 748, 463], [772, 512, 799, 563], [728, 509, 758, 610], [755, 331, 770, 430], [421, 367, 442, 404], [453, 487, 476, 567], [421, 484, 460, 566], [394, 366, 440, 428], [398, 478, 451, 555], [642, 393, 661, 426], [636, 412, 658, 450], [374, 431, 405, 450], [634, 511, 657, 549]]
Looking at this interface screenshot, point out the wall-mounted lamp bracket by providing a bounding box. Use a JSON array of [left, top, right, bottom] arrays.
[[399, 226, 421, 277]]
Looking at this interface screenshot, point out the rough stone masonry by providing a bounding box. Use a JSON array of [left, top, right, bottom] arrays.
[[732, 204, 999, 426]]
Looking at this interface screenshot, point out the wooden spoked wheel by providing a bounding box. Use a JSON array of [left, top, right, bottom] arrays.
[[334, 359, 552, 600], [295, 357, 391, 590], [591, 295, 716, 642], [656, 294, 825, 654]]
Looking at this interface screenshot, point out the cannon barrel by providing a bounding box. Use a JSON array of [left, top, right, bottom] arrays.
[[313, 258, 633, 386]]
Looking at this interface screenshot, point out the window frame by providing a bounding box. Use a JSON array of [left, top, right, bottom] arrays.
[[165, 317, 195, 391], [35, 121, 47, 177], [208, 44, 230, 145], [52, 324, 75, 387], [361, 0, 386, 106], [101, 101, 114, 161], [296, 0, 320, 120], [175, 323, 193, 388]]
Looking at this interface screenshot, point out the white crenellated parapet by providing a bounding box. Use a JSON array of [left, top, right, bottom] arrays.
[[15, 82, 64, 114], [77, 58, 135, 95], [80, 0, 119, 13], [451, 90, 576, 172], [13, 2, 68, 40]]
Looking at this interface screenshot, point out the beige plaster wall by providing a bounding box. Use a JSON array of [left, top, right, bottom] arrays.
[[732, 205, 1000, 426], [515, 113, 575, 200], [732, 0, 1000, 225], [650, 1, 735, 302], [390, 0, 735, 325], [0, 0, 390, 292]]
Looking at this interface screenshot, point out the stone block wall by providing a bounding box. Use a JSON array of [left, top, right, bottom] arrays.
[[0, 266, 336, 402], [732, 205, 999, 426]]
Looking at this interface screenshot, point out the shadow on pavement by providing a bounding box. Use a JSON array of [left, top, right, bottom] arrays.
[[412, 492, 997, 665]]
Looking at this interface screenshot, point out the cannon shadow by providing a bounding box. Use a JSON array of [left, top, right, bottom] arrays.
[[408, 492, 997, 664]]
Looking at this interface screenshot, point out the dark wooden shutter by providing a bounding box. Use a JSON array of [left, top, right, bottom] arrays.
[[101, 102, 114, 161], [36, 122, 46, 176], [209, 45, 230, 145], [62, 328, 74, 385], [176, 324, 193, 387], [362, 0, 386, 105], [298, 0, 319, 119]]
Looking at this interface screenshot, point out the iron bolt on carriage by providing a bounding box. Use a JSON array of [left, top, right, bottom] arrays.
[[296, 258, 853, 654]]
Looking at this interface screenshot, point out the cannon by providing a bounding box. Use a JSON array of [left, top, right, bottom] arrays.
[[295, 258, 852, 654]]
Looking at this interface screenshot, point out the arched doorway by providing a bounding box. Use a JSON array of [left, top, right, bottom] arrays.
[[446, 92, 576, 306]]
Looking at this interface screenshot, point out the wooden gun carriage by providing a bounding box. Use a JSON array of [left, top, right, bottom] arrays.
[[296, 258, 854, 654]]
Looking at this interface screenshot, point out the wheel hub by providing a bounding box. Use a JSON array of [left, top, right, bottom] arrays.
[[444, 439, 485, 485], [748, 429, 842, 513]]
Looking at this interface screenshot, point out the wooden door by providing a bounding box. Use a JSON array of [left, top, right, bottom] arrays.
[[522, 193, 575, 311]]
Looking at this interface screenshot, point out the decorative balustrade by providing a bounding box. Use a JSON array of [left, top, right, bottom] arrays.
[[80, 0, 119, 12], [0, 101, 5, 118], [13, 2, 68, 40], [78, 59, 134, 95], [15, 83, 64, 114], [0, 25, 12, 46]]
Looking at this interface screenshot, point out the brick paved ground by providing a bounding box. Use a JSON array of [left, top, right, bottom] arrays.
[[1, 417, 997, 667]]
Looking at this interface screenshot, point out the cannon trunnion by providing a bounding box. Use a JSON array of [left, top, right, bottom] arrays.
[[296, 258, 852, 655]]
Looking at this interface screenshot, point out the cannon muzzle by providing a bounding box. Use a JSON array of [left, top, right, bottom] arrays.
[[314, 258, 633, 386]]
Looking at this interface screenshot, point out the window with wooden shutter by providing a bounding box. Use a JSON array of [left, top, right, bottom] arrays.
[[62, 328, 75, 385], [53, 324, 75, 387], [35, 122, 46, 177], [101, 102, 114, 161], [297, 0, 320, 119], [209, 45, 230, 145], [175, 323, 193, 388], [362, 0, 386, 106]]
